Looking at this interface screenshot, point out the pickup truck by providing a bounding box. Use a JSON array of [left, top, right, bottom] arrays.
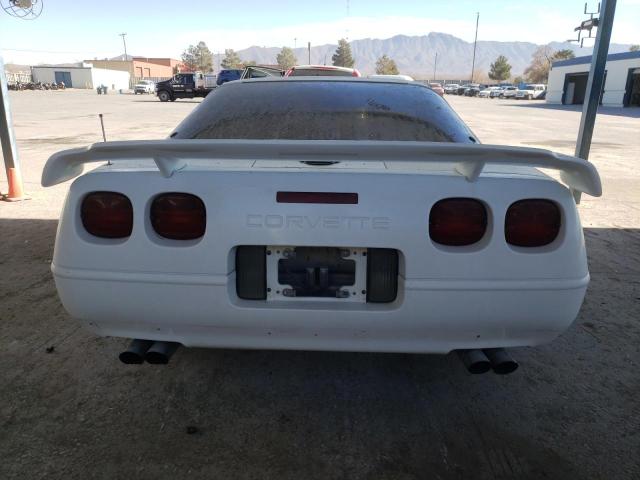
[[516, 84, 547, 100], [155, 72, 216, 102]]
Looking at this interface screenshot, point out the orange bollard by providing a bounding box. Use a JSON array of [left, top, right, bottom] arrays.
[[2, 167, 30, 202]]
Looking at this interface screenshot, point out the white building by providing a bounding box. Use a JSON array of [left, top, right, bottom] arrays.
[[31, 62, 130, 90], [546, 51, 640, 107]]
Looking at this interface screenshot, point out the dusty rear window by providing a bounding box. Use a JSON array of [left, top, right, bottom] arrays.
[[173, 80, 476, 143]]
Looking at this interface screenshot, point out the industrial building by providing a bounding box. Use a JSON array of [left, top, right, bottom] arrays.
[[31, 62, 130, 90], [85, 57, 183, 84], [546, 51, 640, 107]]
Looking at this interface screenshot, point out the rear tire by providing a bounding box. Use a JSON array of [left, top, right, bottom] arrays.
[[158, 90, 171, 102]]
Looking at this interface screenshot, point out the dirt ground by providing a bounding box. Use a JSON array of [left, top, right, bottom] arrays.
[[1, 90, 639, 480]]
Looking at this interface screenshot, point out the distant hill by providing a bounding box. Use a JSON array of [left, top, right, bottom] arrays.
[[214, 32, 632, 79]]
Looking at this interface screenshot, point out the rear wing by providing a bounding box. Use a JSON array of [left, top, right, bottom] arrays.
[[41, 139, 602, 197]]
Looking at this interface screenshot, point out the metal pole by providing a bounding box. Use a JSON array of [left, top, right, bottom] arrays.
[[433, 52, 438, 81], [119, 33, 128, 60], [0, 55, 24, 199], [573, 0, 616, 203], [470, 12, 479, 82], [308, 42, 311, 64]]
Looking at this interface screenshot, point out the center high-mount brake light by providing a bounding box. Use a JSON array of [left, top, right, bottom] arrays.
[[505, 199, 560, 247], [276, 191, 358, 204], [429, 198, 487, 246], [81, 191, 133, 239], [151, 193, 206, 240]]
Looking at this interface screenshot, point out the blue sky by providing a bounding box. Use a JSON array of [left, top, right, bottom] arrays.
[[1, 0, 638, 64]]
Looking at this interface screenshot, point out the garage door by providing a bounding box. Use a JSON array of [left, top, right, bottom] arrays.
[[563, 73, 588, 104], [563, 71, 607, 105], [623, 68, 640, 107], [54, 71, 72, 88]]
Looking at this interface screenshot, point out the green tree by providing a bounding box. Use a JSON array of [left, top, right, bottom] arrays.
[[488, 55, 512, 81], [181, 41, 213, 72], [630, 44, 640, 52], [332, 38, 355, 68], [181, 47, 198, 72], [277, 47, 297, 69], [375, 54, 399, 74], [221, 49, 243, 69], [512, 75, 524, 85]]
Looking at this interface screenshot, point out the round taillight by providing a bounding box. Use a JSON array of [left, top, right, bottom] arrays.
[[150, 193, 206, 240], [429, 198, 487, 246], [81, 192, 133, 238], [505, 199, 561, 247]]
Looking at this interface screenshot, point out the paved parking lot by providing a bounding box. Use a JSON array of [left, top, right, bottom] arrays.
[[1, 90, 639, 479]]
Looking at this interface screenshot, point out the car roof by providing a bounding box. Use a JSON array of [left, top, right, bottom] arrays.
[[230, 76, 425, 88], [291, 64, 356, 71]]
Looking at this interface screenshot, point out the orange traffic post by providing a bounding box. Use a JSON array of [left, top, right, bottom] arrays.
[[1, 55, 29, 202], [3, 166, 29, 202]]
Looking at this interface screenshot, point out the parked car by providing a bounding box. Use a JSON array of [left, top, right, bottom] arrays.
[[134, 80, 155, 94], [516, 84, 547, 100], [489, 86, 505, 98], [464, 84, 483, 96], [478, 86, 500, 98], [500, 86, 519, 98], [241, 65, 284, 80], [42, 77, 601, 374], [444, 84, 460, 94], [285, 65, 361, 77], [216, 69, 243, 86], [429, 82, 445, 96], [457, 84, 471, 95], [369, 74, 414, 81]]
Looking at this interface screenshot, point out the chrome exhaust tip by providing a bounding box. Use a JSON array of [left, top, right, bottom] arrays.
[[457, 349, 492, 374], [483, 348, 519, 375], [119, 339, 153, 364], [144, 341, 180, 365]]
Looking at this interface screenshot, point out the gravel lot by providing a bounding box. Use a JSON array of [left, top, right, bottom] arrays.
[[1, 89, 639, 480]]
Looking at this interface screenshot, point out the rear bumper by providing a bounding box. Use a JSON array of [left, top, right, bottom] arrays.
[[52, 264, 589, 354]]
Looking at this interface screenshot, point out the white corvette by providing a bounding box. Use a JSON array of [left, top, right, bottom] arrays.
[[43, 78, 601, 373]]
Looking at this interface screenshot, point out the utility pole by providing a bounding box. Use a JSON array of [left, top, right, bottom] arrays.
[[119, 33, 128, 60], [573, 0, 617, 203], [308, 42, 311, 64], [470, 12, 479, 82], [433, 52, 438, 81]]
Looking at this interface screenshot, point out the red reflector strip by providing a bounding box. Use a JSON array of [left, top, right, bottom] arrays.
[[276, 192, 358, 204]]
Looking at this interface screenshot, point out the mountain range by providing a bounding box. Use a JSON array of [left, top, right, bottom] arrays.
[[213, 32, 632, 79]]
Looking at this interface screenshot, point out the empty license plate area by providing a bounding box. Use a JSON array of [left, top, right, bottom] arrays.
[[266, 246, 367, 302]]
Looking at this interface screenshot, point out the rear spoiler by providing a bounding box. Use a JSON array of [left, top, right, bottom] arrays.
[[41, 139, 602, 197]]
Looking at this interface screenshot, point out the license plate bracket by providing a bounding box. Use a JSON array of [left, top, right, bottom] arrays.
[[266, 246, 367, 302]]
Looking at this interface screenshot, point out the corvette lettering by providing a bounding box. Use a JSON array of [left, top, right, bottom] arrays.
[[246, 215, 390, 230]]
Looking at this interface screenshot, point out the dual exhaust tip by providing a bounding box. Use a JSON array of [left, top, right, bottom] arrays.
[[120, 341, 516, 374], [119, 339, 180, 365], [458, 348, 519, 375]]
